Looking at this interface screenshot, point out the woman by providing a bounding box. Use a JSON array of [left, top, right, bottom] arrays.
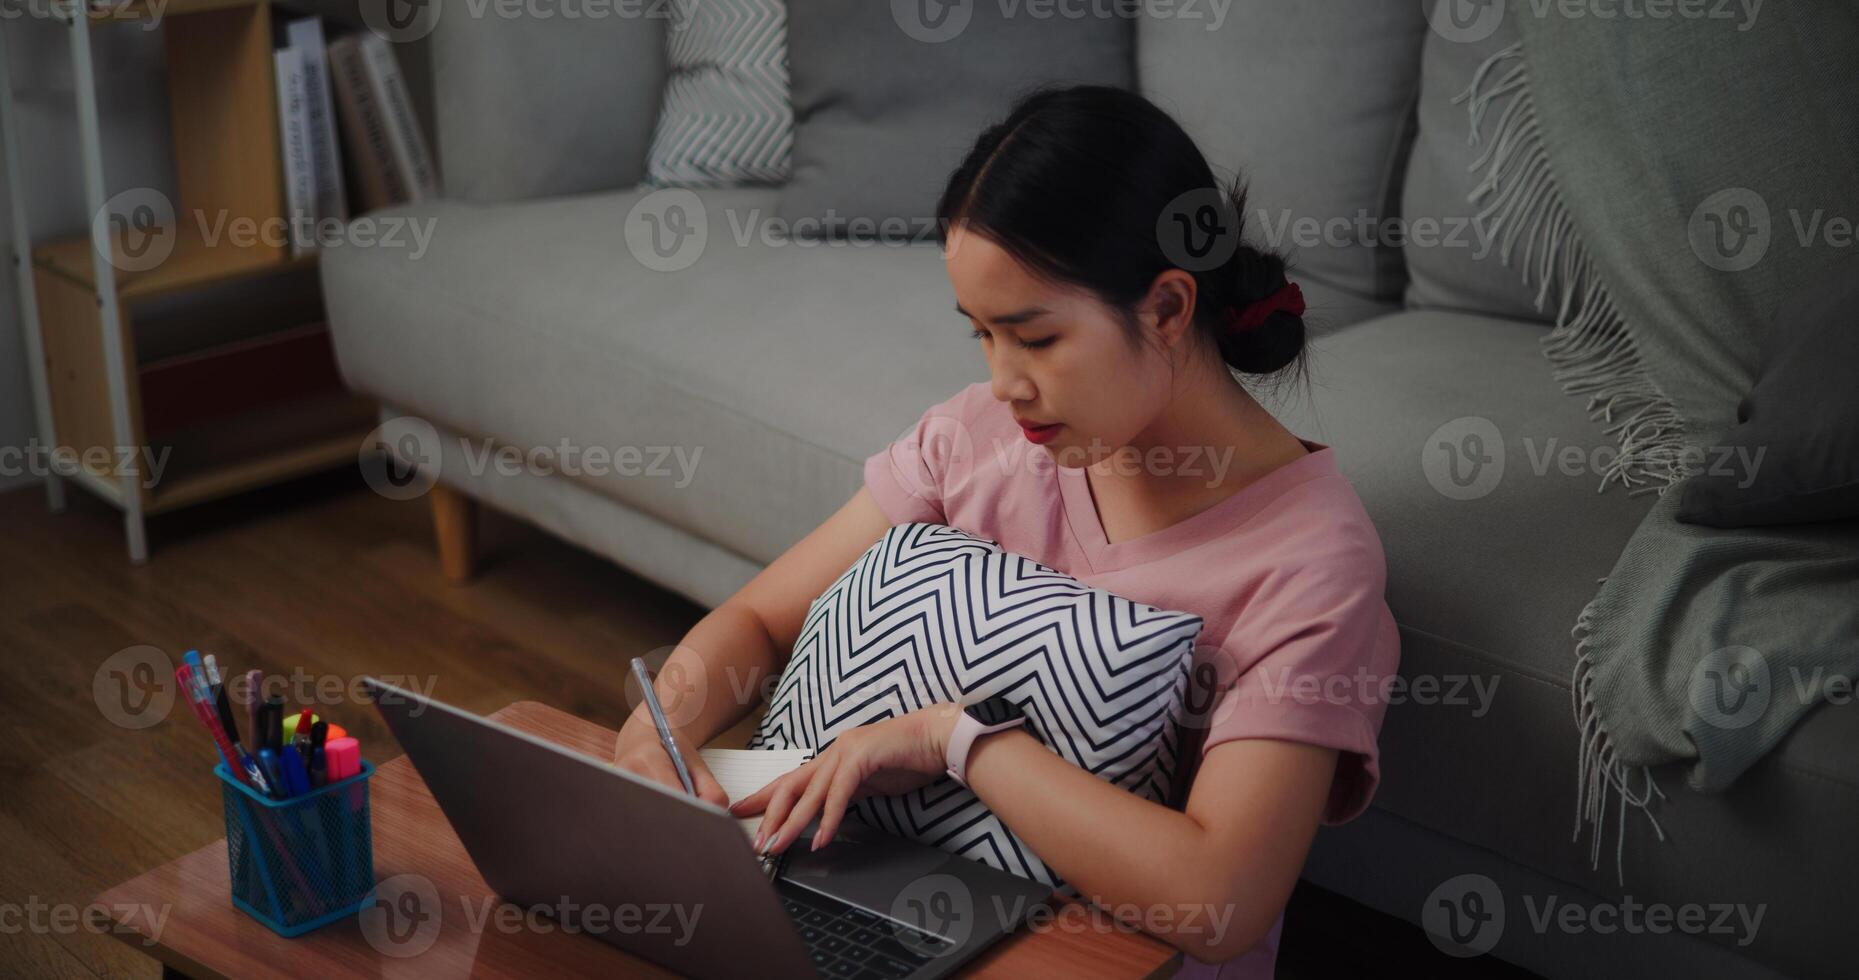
[[613, 85, 1400, 977]]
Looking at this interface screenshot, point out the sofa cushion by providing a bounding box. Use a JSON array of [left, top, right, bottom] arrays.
[[1399, 11, 1551, 322], [1137, 1, 1428, 304], [322, 185, 1396, 569], [778, 0, 1132, 238], [1271, 310, 1859, 978], [427, 9, 664, 203], [643, 0, 791, 186]]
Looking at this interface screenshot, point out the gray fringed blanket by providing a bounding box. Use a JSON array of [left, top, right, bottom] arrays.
[[1459, 1, 1859, 883]]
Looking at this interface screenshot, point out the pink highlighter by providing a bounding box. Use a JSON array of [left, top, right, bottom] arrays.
[[324, 737, 361, 781]]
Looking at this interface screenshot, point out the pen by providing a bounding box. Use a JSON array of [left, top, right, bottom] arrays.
[[263, 695, 284, 754], [279, 745, 312, 796], [176, 665, 252, 790], [630, 657, 695, 795], [243, 670, 264, 758], [214, 682, 272, 796], [257, 748, 288, 799], [181, 653, 210, 705]]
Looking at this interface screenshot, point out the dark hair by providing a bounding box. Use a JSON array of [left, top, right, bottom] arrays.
[[936, 85, 1306, 381]]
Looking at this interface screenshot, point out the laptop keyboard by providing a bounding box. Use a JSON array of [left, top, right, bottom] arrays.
[[775, 878, 957, 979]]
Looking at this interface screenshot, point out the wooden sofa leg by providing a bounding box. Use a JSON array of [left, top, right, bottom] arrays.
[[430, 483, 478, 582]]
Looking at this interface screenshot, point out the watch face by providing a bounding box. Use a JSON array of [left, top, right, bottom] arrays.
[[964, 696, 1024, 726]]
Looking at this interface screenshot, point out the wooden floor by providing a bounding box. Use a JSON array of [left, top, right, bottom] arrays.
[[0, 470, 1536, 979]]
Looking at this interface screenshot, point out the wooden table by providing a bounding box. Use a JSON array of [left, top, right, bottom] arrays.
[[96, 701, 1181, 978]]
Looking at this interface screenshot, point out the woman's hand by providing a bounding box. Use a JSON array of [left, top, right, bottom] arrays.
[[730, 703, 965, 855], [612, 714, 731, 808]]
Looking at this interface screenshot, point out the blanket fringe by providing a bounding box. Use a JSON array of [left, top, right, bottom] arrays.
[[1457, 44, 1680, 885], [1572, 591, 1668, 886], [1453, 41, 1692, 496]]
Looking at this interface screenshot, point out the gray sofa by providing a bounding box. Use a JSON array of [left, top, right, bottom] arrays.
[[323, 7, 1853, 979]]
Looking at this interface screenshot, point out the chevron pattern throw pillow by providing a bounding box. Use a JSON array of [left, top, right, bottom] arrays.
[[644, 0, 791, 186], [748, 523, 1203, 888]]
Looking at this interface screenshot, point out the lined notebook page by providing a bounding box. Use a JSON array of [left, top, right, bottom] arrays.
[[698, 747, 814, 844]]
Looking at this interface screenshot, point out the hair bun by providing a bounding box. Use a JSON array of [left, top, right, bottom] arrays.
[[1225, 281, 1306, 334], [1219, 307, 1306, 375]]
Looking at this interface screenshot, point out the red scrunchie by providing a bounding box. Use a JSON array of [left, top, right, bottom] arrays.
[[1224, 281, 1306, 333]]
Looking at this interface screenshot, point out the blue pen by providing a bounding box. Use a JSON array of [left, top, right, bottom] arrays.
[[279, 745, 312, 797], [257, 748, 287, 799]]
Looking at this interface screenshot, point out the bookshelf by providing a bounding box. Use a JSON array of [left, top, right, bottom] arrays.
[[1, 0, 376, 562]]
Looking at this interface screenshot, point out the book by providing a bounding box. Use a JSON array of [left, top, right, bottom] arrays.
[[327, 35, 405, 211], [284, 17, 348, 225], [358, 32, 439, 202], [272, 44, 315, 257], [698, 746, 815, 880]]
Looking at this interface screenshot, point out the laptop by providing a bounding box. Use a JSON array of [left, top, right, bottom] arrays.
[[364, 678, 1055, 979]]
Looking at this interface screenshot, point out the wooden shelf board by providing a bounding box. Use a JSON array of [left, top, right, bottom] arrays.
[[33, 226, 314, 304], [90, 0, 264, 22], [145, 392, 377, 515]]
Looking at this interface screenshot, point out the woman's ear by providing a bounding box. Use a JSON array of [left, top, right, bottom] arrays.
[[1139, 268, 1200, 347]]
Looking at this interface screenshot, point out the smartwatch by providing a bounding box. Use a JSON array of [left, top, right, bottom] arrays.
[[943, 697, 1026, 788]]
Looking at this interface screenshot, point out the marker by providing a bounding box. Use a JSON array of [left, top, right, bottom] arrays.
[[283, 709, 316, 744], [325, 737, 360, 781], [309, 721, 329, 787]]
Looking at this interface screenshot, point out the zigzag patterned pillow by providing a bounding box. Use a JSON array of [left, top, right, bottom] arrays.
[[644, 0, 791, 186], [748, 523, 1203, 889]]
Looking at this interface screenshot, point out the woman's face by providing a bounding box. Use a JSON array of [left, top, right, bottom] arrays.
[[945, 226, 1181, 468]]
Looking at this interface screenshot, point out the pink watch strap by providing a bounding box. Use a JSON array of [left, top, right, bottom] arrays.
[[944, 710, 1026, 788]]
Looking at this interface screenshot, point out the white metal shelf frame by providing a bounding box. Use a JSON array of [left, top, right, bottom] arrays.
[[2, 1, 151, 561]]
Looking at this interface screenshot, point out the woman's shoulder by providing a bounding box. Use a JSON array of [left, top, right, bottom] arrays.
[[1250, 446, 1390, 589]]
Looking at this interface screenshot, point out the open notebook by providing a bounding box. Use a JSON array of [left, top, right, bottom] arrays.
[[698, 747, 814, 878]]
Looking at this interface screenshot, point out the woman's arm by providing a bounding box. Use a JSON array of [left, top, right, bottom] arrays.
[[612, 487, 893, 800], [740, 714, 1339, 963], [963, 730, 1338, 962]]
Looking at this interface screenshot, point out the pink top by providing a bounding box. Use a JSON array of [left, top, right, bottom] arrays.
[[863, 382, 1400, 979]]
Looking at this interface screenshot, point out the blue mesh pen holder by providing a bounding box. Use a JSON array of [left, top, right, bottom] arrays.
[[214, 760, 377, 937]]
